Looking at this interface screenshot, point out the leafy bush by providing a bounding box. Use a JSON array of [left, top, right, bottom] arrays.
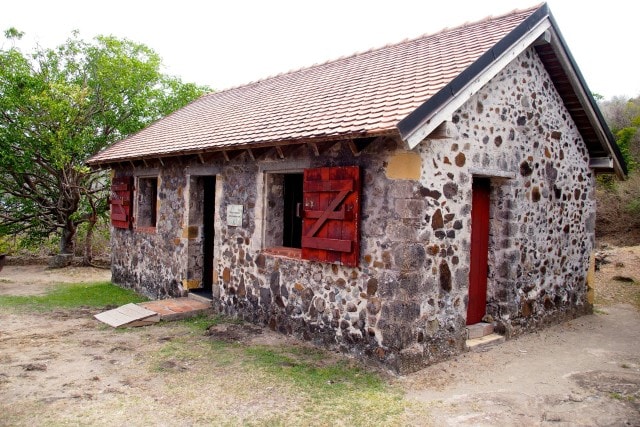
[[596, 172, 640, 245]]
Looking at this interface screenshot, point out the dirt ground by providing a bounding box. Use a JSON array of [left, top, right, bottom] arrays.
[[0, 247, 639, 426], [0, 265, 111, 296]]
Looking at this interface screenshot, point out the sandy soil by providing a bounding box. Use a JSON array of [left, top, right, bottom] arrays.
[[0, 248, 639, 426], [402, 304, 640, 425]]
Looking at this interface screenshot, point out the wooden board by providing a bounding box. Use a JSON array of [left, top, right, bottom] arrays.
[[301, 166, 360, 267], [110, 176, 133, 229], [94, 303, 160, 328]]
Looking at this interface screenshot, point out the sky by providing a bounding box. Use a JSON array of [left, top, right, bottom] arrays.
[[1, 0, 638, 99]]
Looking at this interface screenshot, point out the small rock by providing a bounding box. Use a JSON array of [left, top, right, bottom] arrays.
[[568, 394, 584, 402], [594, 251, 610, 270], [612, 275, 635, 283], [481, 314, 494, 323], [21, 363, 47, 371], [48, 254, 73, 269]]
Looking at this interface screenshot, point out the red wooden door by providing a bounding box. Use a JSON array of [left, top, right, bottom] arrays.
[[466, 178, 491, 325]]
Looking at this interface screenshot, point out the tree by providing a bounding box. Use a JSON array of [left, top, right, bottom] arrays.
[[0, 29, 210, 264], [597, 95, 640, 245], [599, 95, 640, 170]]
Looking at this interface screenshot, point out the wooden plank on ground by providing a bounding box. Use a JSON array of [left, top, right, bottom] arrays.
[[94, 303, 160, 328]]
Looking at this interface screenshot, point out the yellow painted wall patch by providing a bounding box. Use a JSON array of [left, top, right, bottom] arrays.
[[386, 151, 421, 180], [182, 279, 201, 290]]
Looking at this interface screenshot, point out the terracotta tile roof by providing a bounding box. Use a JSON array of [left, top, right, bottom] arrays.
[[88, 5, 540, 165]]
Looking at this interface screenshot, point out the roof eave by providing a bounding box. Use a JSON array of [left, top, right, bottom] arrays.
[[397, 3, 552, 147], [397, 3, 627, 180], [543, 12, 627, 179], [86, 129, 399, 167]]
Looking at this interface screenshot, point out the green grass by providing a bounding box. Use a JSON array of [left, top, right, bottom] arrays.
[[0, 281, 147, 311], [241, 345, 407, 423], [150, 334, 408, 424], [171, 313, 239, 332], [244, 346, 384, 393]]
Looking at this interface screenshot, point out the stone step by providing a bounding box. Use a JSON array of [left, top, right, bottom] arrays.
[[466, 322, 494, 339], [466, 333, 505, 352], [188, 292, 213, 304], [138, 297, 212, 321]]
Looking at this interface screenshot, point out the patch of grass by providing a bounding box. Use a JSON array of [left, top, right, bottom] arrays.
[[151, 340, 203, 371], [609, 392, 635, 402], [172, 313, 238, 333], [0, 282, 147, 311], [142, 321, 420, 424], [242, 345, 407, 423], [151, 335, 238, 372], [245, 346, 383, 393]]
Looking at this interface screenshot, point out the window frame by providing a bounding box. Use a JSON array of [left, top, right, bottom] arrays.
[[262, 170, 304, 257], [261, 165, 361, 266], [134, 174, 159, 232]]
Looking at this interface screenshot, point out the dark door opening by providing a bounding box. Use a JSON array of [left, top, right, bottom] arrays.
[[467, 177, 491, 325], [283, 173, 303, 248], [201, 176, 216, 293]]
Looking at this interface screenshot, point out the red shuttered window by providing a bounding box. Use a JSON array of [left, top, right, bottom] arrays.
[[109, 176, 133, 229], [301, 166, 360, 267]]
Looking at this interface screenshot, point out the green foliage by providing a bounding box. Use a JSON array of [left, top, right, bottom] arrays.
[[615, 126, 638, 172], [0, 29, 210, 255], [73, 217, 110, 256], [0, 232, 59, 255], [627, 197, 640, 215], [0, 281, 147, 310], [600, 95, 640, 173], [0, 235, 14, 253]]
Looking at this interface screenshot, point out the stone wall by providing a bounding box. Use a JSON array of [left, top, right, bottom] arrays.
[[110, 47, 596, 373], [450, 47, 596, 337], [111, 164, 189, 299]]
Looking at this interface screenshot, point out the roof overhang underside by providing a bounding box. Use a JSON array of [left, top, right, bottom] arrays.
[[397, 4, 627, 179], [87, 130, 398, 168]]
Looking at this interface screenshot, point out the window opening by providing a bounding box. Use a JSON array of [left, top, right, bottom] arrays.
[[137, 177, 158, 228], [283, 173, 303, 248]]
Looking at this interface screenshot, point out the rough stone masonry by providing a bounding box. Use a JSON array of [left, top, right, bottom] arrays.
[[110, 47, 595, 373]]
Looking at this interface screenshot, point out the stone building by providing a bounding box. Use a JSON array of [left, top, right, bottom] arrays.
[[88, 4, 626, 373]]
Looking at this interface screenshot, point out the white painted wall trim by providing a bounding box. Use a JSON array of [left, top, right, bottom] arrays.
[[404, 18, 552, 149], [469, 168, 516, 179]]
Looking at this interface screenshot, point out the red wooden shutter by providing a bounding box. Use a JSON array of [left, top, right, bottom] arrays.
[[301, 166, 360, 267], [110, 176, 133, 229]]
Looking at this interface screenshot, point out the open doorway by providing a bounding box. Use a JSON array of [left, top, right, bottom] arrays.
[[188, 175, 216, 299], [200, 176, 216, 294]]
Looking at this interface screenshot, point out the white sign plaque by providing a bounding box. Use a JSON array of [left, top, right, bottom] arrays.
[[227, 204, 243, 227]]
